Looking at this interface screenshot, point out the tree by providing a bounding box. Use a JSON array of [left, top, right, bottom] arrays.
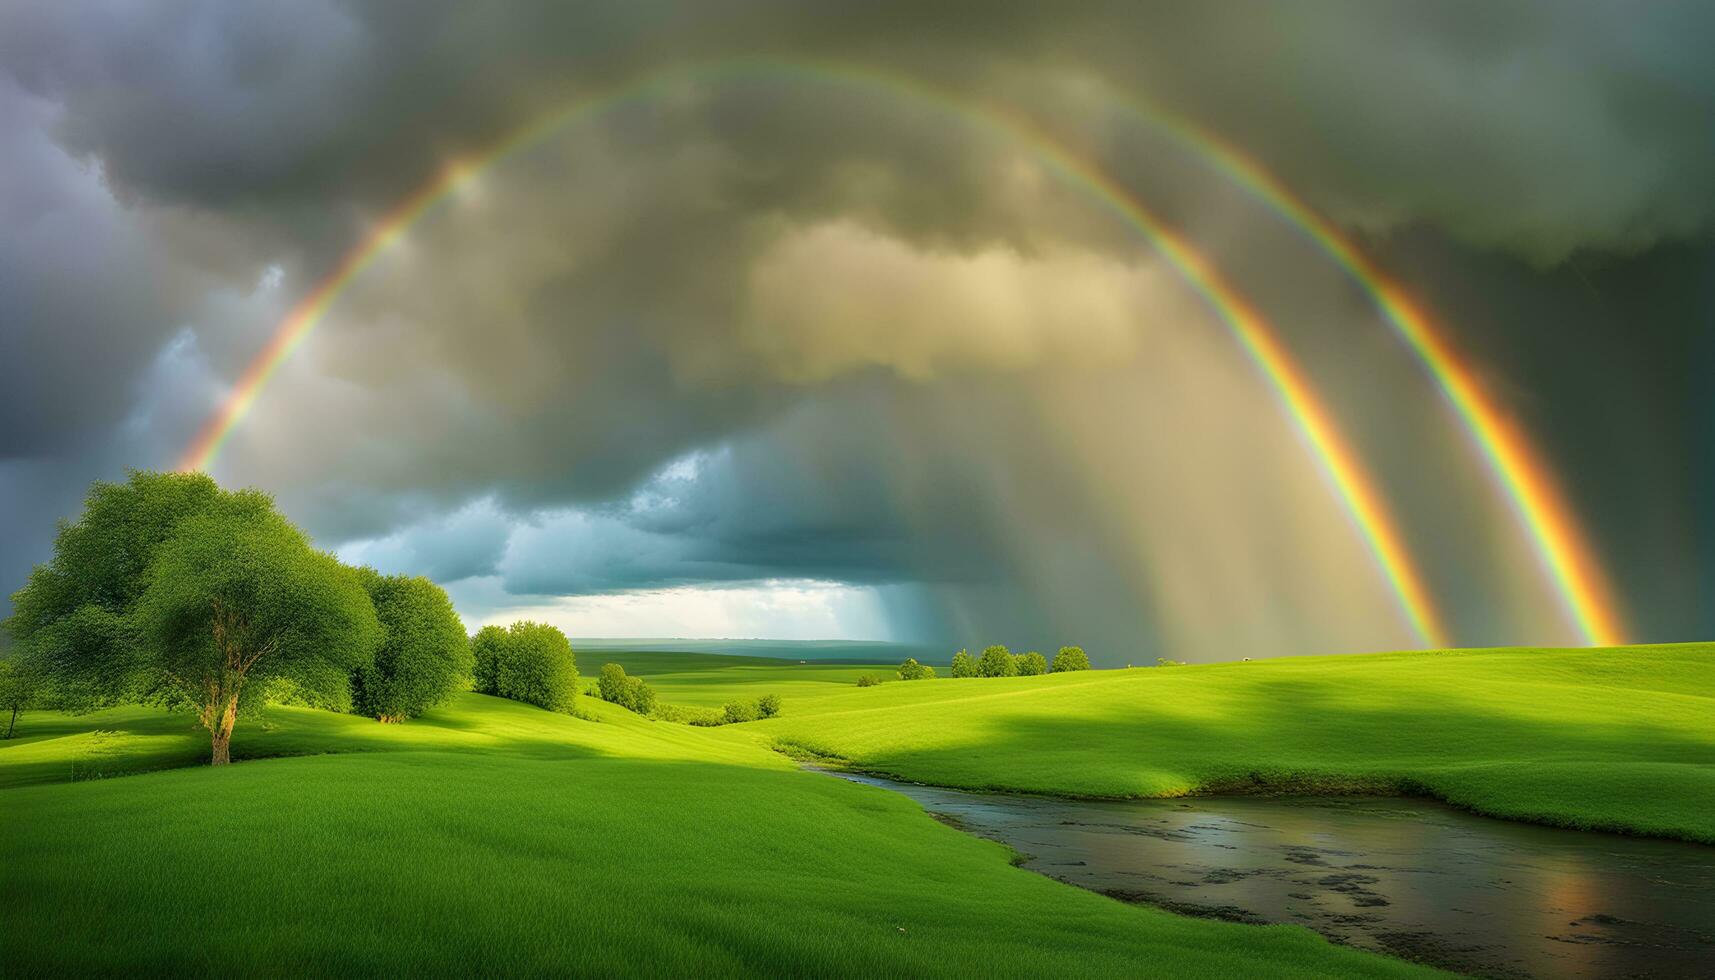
[[978, 645, 1017, 678], [1052, 646, 1091, 672], [1015, 651, 1048, 676], [133, 508, 381, 764], [756, 693, 782, 718], [0, 653, 42, 739], [8, 472, 381, 765], [470, 625, 508, 695], [897, 658, 935, 681], [351, 570, 473, 722], [492, 621, 578, 713], [949, 649, 978, 678], [6, 471, 235, 711]]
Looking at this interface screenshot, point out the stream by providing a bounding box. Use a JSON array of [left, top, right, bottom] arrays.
[[827, 772, 1715, 979]]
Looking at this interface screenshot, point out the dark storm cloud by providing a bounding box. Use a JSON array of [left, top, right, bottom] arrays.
[[3, 1, 1712, 654]]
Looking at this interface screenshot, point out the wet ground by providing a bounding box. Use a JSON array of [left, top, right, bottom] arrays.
[[827, 772, 1715, 979]]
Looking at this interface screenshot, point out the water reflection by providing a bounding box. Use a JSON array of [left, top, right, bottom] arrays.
[[828, 773, 1715, 979]]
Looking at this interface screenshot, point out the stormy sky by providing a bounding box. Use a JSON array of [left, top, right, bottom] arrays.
[[2, 1, 1711, 662]]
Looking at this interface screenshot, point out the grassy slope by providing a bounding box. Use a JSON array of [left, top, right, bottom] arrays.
[[1, 694, 1427, 978], [748, 644, 1715, 842]]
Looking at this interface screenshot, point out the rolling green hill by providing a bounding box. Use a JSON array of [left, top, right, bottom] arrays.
[[750, 644, 1715, 842], [2, 692, 1428, 978]]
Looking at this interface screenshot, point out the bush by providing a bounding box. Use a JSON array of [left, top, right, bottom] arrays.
[[1156, 657, 1185, 667], [978, 645, 1017, 677], [470, 625, 509, 695], [856, 673, 882, 688], [491, 622, 579, 712], [949, 649, 978, 678], [596, 662, 657, 715], [722, 700, 759, 724], [351, 570, 473, 722], [1014, 651, 1048, 676], [896, 658, 935, 681], [757, 693, 782, 718], [1051, 646, 1091, 672]]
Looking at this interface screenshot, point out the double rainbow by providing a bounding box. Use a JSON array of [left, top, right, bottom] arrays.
[[178, 58, 1619, 648]]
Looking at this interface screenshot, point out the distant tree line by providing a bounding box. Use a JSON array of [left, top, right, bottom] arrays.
[[857, 646, 1091, 687], [591, 661, 781, 726], [0, 472, 584, 763]]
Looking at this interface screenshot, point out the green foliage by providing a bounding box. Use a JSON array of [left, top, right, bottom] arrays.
[[856, 673, 881, 688], [470, 625, 509, 696], [351, 571, 473, 722], [480, 622, 578, 713], [722, 700, 759, 724], [896, 658, 935, 681], [1014, 651, 1048, 676], [596, 662, 656, 715], [977, 645, 1017, 678], [1051, 646, 1091, 672], [133, 506, 382, 761], [5, 470, 254, 710], [948, 650, 977, 678], [1156, 657, 1185, 667], [756, 693, 782, 718]]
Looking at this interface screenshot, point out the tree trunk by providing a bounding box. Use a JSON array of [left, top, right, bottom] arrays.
[[5, 706, 15, 739], [209, 694, 239, 765]]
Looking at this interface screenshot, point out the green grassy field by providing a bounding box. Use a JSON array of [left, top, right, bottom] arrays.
[[750, 644, 1715, 842], [8, 642, 1711, 975], [2, 691, 1429, 977]]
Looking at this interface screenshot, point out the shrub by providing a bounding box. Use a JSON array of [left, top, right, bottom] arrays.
[[491, 621, 579, 713], [1051, 646, 1091, 672], [978, 645, 1017, 677], [1156, 657, 1185, 667], [897, 658, 935, 681], [757, 693, 782, 718], [351, 570, 473, 722], [723, 700, 759, 724], [856, 673, 882, 688], [1014, 651, 1048, 676], [949, 649, 978, 678], [595, 662, 657, 715], [470, 625, 509, 695]]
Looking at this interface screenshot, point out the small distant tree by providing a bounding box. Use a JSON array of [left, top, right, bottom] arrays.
[[470, 625, 509, 695], [1156, 657, 1185, 668], [1051, 646, 1091, 672], [492, 621, 578, 712], [897, 658, 935, 681], [1015, 651, 1048, 676], [722, 700, 759, 724], [351, 570, 473, 722], [0, 653, 43, 739], [978, 645, 1017, 678], [757, 693, 782, 718], [949, 649, 978, 678], [856, 673, 881, 687]]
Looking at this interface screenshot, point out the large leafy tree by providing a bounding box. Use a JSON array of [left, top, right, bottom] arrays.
[[978, 645, 1018, 678], [1051, 646, 1091, 672], [7, 471, 381, 765], [0, 653, 42, 739], [7, 471, 230, 709], [351, 570, 473, 722], [133, 508, 380, 763]]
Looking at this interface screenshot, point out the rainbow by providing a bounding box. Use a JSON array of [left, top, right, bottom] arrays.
[[1096, 93, 1624, 645], [178, 59, 1446, 647]]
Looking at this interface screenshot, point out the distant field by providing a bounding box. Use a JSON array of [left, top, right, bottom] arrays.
[[2, 694, 1424, 978], [580, 649, 896, 709], [748, 644, 1715, 842]]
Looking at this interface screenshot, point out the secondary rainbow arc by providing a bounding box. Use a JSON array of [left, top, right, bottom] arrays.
[[1097, 93, 1624, 646], [178, 58, 1447, 647]]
